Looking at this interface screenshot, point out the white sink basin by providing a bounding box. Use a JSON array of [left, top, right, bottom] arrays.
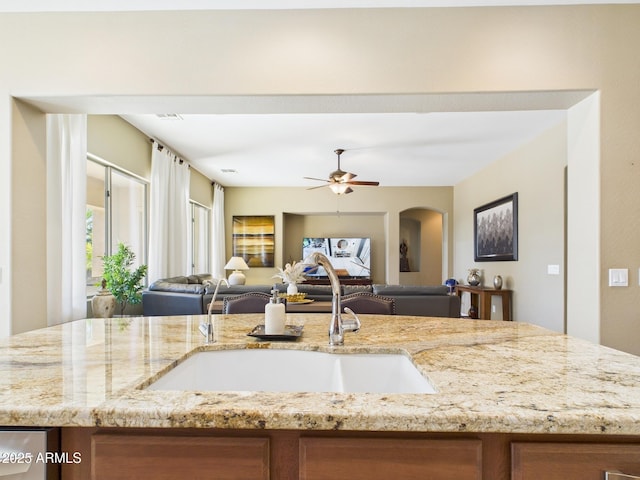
[[146, 349, 436, 394]]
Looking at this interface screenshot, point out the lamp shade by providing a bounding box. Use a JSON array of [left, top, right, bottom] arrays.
[[224, 256, 249, 271], [224, 256, 249, 285]]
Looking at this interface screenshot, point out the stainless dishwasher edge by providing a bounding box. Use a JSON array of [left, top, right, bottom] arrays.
[[0, 429, 60, 480]]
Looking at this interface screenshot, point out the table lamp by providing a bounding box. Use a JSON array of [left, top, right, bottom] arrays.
[[224, 256, 250, 285]]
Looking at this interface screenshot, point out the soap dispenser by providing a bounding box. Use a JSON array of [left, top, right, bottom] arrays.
[[265, 286, 286, 335]]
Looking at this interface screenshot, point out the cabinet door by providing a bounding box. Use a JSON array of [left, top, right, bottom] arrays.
[[512, 442, 640, 480], [300, 437, 482, 480], [92, 434, 269, 480]]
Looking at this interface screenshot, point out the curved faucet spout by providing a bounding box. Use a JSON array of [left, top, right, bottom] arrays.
[[304, 252, 341, 296], [303, 252, 358, 346], [200, 278, 229, 344]]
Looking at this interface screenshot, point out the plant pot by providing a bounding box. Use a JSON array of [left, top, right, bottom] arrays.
[[91, 280, 116, 318], [287, 283, 298, 295]]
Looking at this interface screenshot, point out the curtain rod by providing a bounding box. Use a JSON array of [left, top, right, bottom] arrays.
[[150, 138, 189, 167]]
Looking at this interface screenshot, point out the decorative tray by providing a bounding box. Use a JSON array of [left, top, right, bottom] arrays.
[[247, 324, 304, 341], [287, 299, 315, 305]]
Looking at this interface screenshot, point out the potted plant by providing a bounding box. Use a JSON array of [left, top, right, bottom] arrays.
[[101, 243, 148, 316]]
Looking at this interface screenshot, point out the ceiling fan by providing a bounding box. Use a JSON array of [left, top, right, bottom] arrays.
[[304, 149, 380, 195]]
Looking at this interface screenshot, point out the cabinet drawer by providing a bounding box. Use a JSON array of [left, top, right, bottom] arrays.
[[300, 437, 482, 480], [512, 442, 640, 480], [92, 433, 269, 480]]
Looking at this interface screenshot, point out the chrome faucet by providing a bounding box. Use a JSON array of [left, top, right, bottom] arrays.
[[303, 252, 361, 346], [199, 277, 228, 344]]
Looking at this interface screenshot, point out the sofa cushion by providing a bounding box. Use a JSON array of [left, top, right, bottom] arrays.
[[159, 276, 189, 284], [148, 280, 206, 294], [343, 285, 373, 295], [216, 285, 273, 296], [295, 284, 339, 297], [372, 284, 449, 296], [188, 273, 213, 284]]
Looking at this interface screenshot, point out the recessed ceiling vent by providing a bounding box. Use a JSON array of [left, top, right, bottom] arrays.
[[221, 168, 237, 173], [156, 114, 183, 120]]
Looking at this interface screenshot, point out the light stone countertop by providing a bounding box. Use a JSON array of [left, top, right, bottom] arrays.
[[1, 313, 640, 435]]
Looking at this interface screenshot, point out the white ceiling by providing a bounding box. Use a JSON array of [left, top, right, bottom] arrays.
[[122, 110, 566, 187], [24, 91, 585, 189]]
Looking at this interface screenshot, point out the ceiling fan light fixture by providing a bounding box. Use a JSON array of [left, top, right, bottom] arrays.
[[305, 148, 378, 195], [330, 183, 352, 195]]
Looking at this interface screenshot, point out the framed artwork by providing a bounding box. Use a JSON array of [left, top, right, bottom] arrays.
[[474, 193, 518, 262], [232, 216, 275, 267]]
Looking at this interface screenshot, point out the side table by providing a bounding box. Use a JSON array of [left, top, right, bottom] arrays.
[[455, 285, 512, 321]]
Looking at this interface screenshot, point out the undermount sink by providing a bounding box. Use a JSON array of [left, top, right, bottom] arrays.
[[145, 349, 436, 394]]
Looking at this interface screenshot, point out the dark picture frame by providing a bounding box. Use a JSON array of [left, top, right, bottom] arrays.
[[474, 193, 518, 262], [232, 215, 275, 267]]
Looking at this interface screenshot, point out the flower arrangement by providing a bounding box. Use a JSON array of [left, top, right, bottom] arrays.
[[273, 260, 307, 285]]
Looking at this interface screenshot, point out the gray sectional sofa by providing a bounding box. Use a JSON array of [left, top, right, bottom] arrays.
[[142, 275, 461, 318]]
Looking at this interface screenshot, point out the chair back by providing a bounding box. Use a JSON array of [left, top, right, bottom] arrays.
[[222, 292, 274, 314], [341, 292, 395, 315]]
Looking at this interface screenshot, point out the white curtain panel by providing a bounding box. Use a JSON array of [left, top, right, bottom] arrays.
[[148, 145, 191, 283], [46, 114, 87, 325], [211, 183, 226, 280]]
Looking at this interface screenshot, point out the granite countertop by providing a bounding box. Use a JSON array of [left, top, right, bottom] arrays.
[[1, 313, 639, 435]]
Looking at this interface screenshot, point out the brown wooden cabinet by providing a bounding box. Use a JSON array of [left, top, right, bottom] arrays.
[[299, 437, 482, 480], [60, 428, 640, 480], [91, 433, 269, 480], [512, 442, 640, 480]]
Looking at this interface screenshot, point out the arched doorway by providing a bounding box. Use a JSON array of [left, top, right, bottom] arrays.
[[399, 208, 444, 285]]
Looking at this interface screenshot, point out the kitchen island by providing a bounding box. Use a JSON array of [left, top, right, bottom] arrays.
[[1, 313, 640, 479]]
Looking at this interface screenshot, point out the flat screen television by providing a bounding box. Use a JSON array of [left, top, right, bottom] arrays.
[[302, 237, 371, 278]]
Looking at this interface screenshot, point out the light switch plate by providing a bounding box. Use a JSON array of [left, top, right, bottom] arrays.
[[608, 268, 629, 287], [547, 264, 560, 275]]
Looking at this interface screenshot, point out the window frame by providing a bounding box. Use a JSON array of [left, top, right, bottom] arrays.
[[190, 200, 211, 275], [86, 153, 149, 297]]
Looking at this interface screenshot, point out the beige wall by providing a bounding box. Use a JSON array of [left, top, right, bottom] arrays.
[[1, 6, 640, 353], [11, 100, 47, 335], [87, 115, 213, 206], [224, 186, 454, 286], [88, 116, 151, 178], [455, 121, 567, 331]]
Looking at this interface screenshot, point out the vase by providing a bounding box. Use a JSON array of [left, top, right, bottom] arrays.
[[493, 275, 503, 290], [467, 269, 481, 286], [92, 279, 116, 318], [287, 283, 298, 295]]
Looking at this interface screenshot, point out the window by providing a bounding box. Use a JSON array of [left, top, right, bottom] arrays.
[[191, 201, 210, 274], [86, 155, 148, 297]]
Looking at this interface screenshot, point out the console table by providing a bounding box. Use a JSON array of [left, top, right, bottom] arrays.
[[455, 285, 512, 321]]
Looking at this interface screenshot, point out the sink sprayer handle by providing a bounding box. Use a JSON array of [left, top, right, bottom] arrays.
[[342, 307, 361, 333]]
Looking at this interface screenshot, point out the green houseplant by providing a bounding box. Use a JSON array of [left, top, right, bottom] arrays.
[[101, 243, 148, 316]]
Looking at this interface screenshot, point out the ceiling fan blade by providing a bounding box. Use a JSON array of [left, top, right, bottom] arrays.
[[340, 172, 357, 182], [303, 176, 330, 183], [346, 180, 380, 186], [306, 184, 330, 190]]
